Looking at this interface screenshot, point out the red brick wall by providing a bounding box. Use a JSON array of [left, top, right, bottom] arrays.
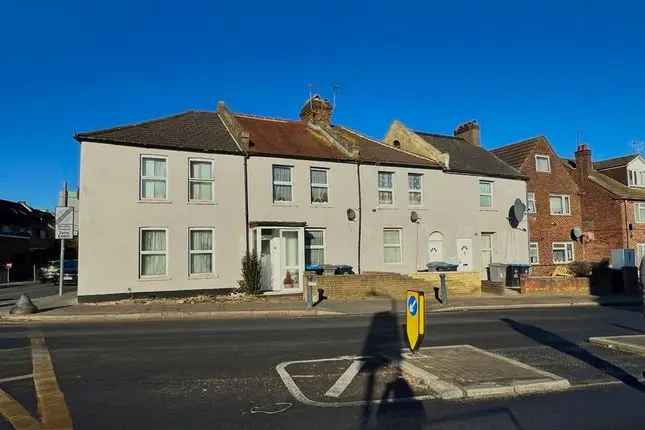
[[521, 138, 583, 274], [520, 276, 590, 295]]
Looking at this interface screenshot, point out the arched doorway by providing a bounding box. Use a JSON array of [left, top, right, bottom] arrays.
[[428, 232, 443, 263]]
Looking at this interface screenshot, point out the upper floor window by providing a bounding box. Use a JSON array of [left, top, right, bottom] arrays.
[[310, 168, 329, 204], [140, 228, 167, 277], [527, 192, 536, 214], [188, 159, 214, 202], [635, 203, 645, 223], [549, 194, 571, 215], [140, 156, 167, 200], [629, 170, 645, 187], [378, 172, 394, 205], [535, 155, 551, 173], [479, 180, 493, 208], [272, 165, 293, 203], [408, 173, 423, 206]]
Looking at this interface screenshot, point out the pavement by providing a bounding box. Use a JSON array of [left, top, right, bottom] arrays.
[[589, 334, 645, 356], [0, 306, 645, 429], [0, 283, 640, 323]]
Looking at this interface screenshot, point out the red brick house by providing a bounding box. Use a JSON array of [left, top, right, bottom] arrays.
[[492, 137, 583, 275], [564, 145, 645, 265]]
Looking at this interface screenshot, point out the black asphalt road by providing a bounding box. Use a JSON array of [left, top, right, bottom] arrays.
[[1, 305, 645, 429], [0, 282, 76, 307]]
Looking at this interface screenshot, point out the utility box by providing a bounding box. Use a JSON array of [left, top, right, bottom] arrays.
[[610, 249, 635, 269], [488, 263, 508, 284]]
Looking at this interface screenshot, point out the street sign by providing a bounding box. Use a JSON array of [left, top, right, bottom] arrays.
[[405, 290, 425, 352], [55, 207, 74, 240]]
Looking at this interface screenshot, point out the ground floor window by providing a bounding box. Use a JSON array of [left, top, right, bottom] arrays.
[[305, 229, 325, 266], [140, 228, 167, 276], [189, 228, 214, 275], [552, 242, 574, 264], [529, 242, 539, 265], [384, 228, 402, 264]]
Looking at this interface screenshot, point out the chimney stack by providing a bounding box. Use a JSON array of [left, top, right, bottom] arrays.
[[299, 95, 333, 126], [574, 144, 593, 184], [454, 120, 480, 146]]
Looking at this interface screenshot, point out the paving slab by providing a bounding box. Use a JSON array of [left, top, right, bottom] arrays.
[[589, 335, 645, 356], [400, 345, 570, 399]]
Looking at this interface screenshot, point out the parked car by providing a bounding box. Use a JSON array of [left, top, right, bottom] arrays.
[[40, 260, 59, 283], [51, 260, 78, 285], [426, 261, 459, 272]]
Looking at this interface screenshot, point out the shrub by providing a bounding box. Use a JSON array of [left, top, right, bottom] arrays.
[[569, 261, 593, 277], [241, 251, 262, 295]]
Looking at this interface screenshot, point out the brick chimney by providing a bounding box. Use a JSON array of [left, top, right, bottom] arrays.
[[574, 144, 593, 183], [299, 95, 333, 126], [454, 120, 480, 146]]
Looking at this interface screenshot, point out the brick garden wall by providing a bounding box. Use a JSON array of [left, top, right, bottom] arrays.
[[408, 272, 481, 295], [520, 276, 590, 295]]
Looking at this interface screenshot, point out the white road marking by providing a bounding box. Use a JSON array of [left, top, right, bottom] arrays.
[[325, 360, 364, 398], [0, 374, 33, 383]]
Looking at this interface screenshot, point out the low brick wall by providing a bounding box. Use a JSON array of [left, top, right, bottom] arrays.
[[315, 271, 481, 300], [408, 272, 481, 295], [520, 276, 590, 295]]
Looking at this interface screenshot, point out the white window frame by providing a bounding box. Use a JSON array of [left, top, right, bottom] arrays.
[[535, 154, 551, 173], [637, 243, 645, 265], [479, 180, 494, 209], [635, 203, 645, 223], [139, 228, 168, 277], [378, 171, 394, 206], [304, 229, 326, 266], [527, 192, 536, 214], [140, 155, 168, 201], [272, 165, 294, 204], [188, 227, 215, 276], [552, 242, 574, 264], [383, 228, 403, 264], [310, 167, 329, 205], [529, 242, 539, 265], [188, 158, 215, 203], [549, 194, 571, 215], [408, 173, 423, 206]]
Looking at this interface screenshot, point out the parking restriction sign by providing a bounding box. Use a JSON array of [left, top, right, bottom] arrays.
[[55, 207, 74, 240]]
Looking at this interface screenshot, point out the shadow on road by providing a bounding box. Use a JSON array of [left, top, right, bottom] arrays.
[[611, 323, 645, 334], [359, 304, 426, 429], [501, 318, 645, 394]]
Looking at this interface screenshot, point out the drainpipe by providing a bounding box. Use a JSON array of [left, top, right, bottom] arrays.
[[356, 161, 362, 274], [624, 200, 630, 249], [244, 155, 250, 257]]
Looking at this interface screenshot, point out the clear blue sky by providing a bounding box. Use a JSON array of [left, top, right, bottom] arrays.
[[2, 1, 643, 210]]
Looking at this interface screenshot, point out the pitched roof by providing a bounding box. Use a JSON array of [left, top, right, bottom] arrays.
[[416, 132, 524, 179], [0, 200, 53, 228], [593, 154, 638, 171], [489, 137, 541, 170], [588, 171, 645, 200], [75, 111, 241, 154]]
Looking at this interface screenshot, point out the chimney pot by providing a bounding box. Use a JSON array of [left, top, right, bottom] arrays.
[[454, 120, 480, 146], [574, 143, 593, 184]]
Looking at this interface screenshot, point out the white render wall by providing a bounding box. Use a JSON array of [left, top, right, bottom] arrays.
[[78, 142, 246, 298]]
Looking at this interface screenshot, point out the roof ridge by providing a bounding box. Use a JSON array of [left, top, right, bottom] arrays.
[[414, 130, 463, 141], [75, 111, 198, 138], [490, 135, 544, 152], [234, 112, 294, 123]]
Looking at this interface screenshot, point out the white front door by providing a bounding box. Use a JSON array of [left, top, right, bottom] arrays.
[[281, 229, 300, 289], [428, 232, 444, 263], [457, 238, 473, 272], [270, 234, 282, 290], [480, 233, 494, 280]]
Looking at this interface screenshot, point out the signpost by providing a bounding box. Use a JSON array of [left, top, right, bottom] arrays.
[[405, 290, 425, 352], [55, 183, 73, 297], [5, 263, 12, 283]]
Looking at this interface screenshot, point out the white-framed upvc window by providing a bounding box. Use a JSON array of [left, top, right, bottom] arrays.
[[535, 155, 551, 173], [140, 156, 168, 200], [527, 192, 537, 214], [637, 243, 645, 266], [273, 165, 293, 203], [552, 242, 574, 264], [310, 168, 329, 204], [305, 229, 325, 266], [188, 159, 214, 202], [378, 171, 394, 206], [549, 194, 571, 215], [188, 228, 215, 275], [383, 228, 402, 264], [529, 242, 539, 265], [408, 173, 423, 206], [139, 228, 168, 277], [479, 180, 493, 208], [635, 203, 645, 223], [628, 170, 645, 187]]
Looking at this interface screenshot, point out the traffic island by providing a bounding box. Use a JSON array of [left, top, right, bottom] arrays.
[[399, 345, 570, 399], [589, 335, 645, 356]]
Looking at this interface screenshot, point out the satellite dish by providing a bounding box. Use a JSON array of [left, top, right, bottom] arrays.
[[513, 199, 526, 223], [347, 208, 356, 221], [410, 211, 419, 223], [572, 226, 583, 239]]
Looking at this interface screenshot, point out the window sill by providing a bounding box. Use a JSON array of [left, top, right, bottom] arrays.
[[479, 208, 498, 212], [550, 214, 572, 216], [187, 201, 217, 206], [408, 206, 426, 210], [310, 203, 333, 208], [377, 206, 398, 210], [273, 202, 298, 207], [137, 275, 171, 282], [138, 200, 172, 204], [552, 262, 573, 265], [188, 273, 218, 280]]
